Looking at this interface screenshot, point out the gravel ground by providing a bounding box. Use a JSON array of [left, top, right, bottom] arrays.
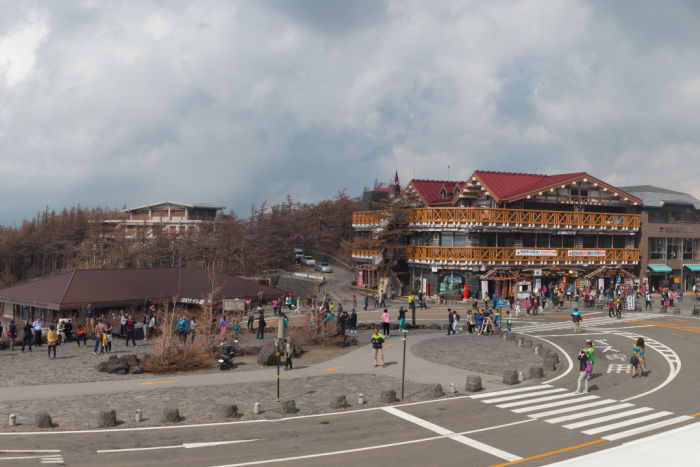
[[0, 374, 443, 431], [412, 333, 562, 377]]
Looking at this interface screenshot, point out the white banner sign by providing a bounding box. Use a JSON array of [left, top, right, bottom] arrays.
[[481, 280, 489, 300], [567, 250, 606, 257], [515, 249, 558, 257]]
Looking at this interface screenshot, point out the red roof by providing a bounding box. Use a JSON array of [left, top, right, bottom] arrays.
[[408, 180, 464, 206], [471, 171, 642, 204]]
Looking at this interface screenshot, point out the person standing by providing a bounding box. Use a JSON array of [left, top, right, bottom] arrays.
[[148, 314, 156, 340], [633, 337, 647, 377], [284, 336, 295, 370], [47, 324, 58, 359], [176, 315, 188, 344], [584, 340, 596, 369], [104, 321, 113, 353], [63, 319, 73, 343], [120, 313, 128, 340], [33, 317, 43, 346], [447, 308, 455, 335], [571, 308, 582, 334], [21, 321, 33, 352], [352, 294, 358, 309], [219, 315, 227, 340], [190, 317, 198, 343], [256, 311, 266, 339], [380, 309, 391, 337], [349, 308, 358, 334], [644, 292, 652, 311], [8, 320, 17, 350], [93, 319, 105, 354], [363, 294, 369, 311], [575, 349, 591, 394], [125, 315, 137, 347], [452, 310, 461, 334], [398, 306, 406, 332], [85, 304, 95, 334], [246, 308, 255, 331], [505, 310, 512, 333], [370, 328, 385, 367], [466, 310, 475, 334], [142, 314, 150, 342], [338, 309, 349, 335]]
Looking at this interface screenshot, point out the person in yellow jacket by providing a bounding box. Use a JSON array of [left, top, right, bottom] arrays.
[[47, 324, 59, 360]]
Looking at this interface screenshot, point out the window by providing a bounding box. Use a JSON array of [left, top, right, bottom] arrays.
[[570, 189, 579, 196], [453, 234, 467, 247], [440, 188, 448, 199], [649, 238, 665, 260], [683, 238, 694, 260], [667, 238, 682, 260], [582, 236, 596, 248], [440, 233, 454, 247]]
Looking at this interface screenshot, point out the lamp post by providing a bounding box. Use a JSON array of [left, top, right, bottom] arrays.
[[275, 316, 285, 402], [401, 329, 408, 399]]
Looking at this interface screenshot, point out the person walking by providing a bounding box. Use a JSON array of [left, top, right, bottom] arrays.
[[47, 324, 58, 359], [398, 306, 406, 332], [84, 304, 95, 335], [633, 337, 647, 377], [451, 310, 460, 334], [256, 311, 266, 339], [246, 309, 255, 331], [571, 308, 582, 334], [575, 349, 592, 393], [349, 308, 358, 334], [21, 321, 33, 352], [380, 309, 391, 337], [124, 315, 137, 347], [370, 328, 385, 367], [8, 320, 17, 350], [363, 294, 369, 311], [505, 310, 512, 333], [32, 317, 43, 346], [466, 310, 475, 334], [584, 340, 596, 371], [447, 308, 455, 335], [63, 319, 73, 343], [142, 313, 150, 342], [190, 317, 198, 343], [284, 336, 295, 370]]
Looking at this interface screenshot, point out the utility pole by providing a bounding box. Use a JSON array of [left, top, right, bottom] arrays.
[[401, 329, 408, 399]]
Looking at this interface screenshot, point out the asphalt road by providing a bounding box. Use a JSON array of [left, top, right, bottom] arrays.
[[3, 309, 700, 466]]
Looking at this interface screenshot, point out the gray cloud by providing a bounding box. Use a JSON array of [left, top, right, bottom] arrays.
[[0, 0, 699, 224]]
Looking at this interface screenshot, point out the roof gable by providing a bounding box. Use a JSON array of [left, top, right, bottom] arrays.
[[406, 180, 463, 206]]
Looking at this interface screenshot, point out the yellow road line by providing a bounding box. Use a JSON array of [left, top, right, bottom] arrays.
[[689, 412, 700, 417], [324, 366, 345, 372], [489, 439, 606, 467], [384, 344, 393, 348], [139, 380, 176, 385]]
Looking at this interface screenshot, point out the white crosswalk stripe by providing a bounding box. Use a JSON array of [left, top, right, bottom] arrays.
[[512, 314, 656, 333], [470, 384, 693, 440]]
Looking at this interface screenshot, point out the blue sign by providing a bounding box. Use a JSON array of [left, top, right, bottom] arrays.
[[496, 297, 506, 308]]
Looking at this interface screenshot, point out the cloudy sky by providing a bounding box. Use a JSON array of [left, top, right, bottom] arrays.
[[1, 0, 699, 224]]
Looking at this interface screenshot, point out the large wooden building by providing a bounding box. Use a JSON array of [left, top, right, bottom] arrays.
[[104, 201, 225, 238]]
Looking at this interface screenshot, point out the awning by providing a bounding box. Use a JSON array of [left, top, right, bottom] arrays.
[[684, 264, 700, 272], [648, 264, 673, 273]]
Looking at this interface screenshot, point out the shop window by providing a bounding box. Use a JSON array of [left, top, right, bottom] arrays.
[[649, 238, 666, 260], [683, 238, 694, 260], [454, 234, 467, 247], [440, 233, 454, 247], [667, 238, 682, 260], [439, 272, 465, 294]]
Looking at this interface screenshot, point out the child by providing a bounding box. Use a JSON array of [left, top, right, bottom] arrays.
[[105, 324, 113, 353], [233, 321, 240, 339], [505, 310, 512, 333]]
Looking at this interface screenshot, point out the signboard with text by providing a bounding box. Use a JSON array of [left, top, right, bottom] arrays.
[[515, 249, 558, 257], [567, 250, 606, 257]]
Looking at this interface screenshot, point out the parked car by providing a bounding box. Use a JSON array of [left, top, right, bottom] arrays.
[[318, 262, 333, 273], [293, 248, 304, 263], [303, 255, 316, 266]]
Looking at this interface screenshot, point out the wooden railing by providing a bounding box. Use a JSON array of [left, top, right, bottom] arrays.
[[405, 246, 640, 263], [351, 249, 381, 258], [352, 208, 640, 229]]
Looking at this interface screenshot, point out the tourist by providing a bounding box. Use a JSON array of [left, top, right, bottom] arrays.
[[33, 317, 43, 346], [246, 308, 255, 331], [370, 327, 385, 367], [21, 320, 33, 352], [451, 310, 460, 334], [148, 314, 156, 339], [176, 315, 188, 344], [63, 319, 73, 343], [120, 312, 128, 339], [85, 303, 95, 333], [398, 306, 406, 332], [284, 336, 294, 370], [256, 311, 266, 339], [93, 319, 105, 354], [219, 314, 227, 340], [338, 309, 349, 335], [373, 293, 380, 309], [349, 308, 358, 334], [57, 320, 64, 343], [125, 315, 137, 347], [633, 337, 647, 377], [190, 317, 198, 342], [8, 320, 17, 350], [381, 309, 391, 337], [645, 291, 652, 311], [466, 310, 475, 334], [575, 349, 591, 394], [104, 321, 113, 353], [514, 300, 521, 317], [47, 324, 58, 359], [363, 294, 369, 311], [493, 308, 500, 329], [352, 294, 357, 308], [447, 308, 455, 335], [584, 340, 596, 369], [505, 310, 512, 333], [571, 308, 582, 334], [142, 313, 150, 342], [233, 320, 240, 339], [75, 323, 88, 347]]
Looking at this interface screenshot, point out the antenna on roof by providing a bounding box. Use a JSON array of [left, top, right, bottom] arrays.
[[448, 165, 451, 180]]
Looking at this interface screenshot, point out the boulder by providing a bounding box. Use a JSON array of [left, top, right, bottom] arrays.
[[239, 345, 261, 356], [529, 367, 545, 379], [506, 333, 516, 341], [516, 337, 525, 347], [430, 384, 445, 397], [429, 324, 441, 330], [524, 340, 533, 348], [97, 410, 117, 428], [35, 412, 53, 428], [502, 370, 519, 385], [281, 400, 298, 414], [161, 408, 182, 423], [543, 356, 557, 371], [330, 395, 349, 409], [223, 405, 240, 419], [130, 365, 144, 375], [125, 354, 140, 368], [465, 376, 483, 392], [96, 358, 129, 375], [256, 343, 279, 366], [380, 390, 399, 403]]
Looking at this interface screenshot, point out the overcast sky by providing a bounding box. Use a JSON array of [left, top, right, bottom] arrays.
[[1, 1, 699, 224]]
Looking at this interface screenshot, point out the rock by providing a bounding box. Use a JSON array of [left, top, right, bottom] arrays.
[[534, 344, 543, 354], [35, 412, 53, 428], [503, 370, 519, 385], [125, 354, 140, 367], [551, 352, 560, 363], [256, 343, 279, 366], [543, 357, 557, 371], [379, 390, 399, 403], [429, 324, 441, 330], [330, 395, 349, 409], [161, 408, 182, 423], [96, 358, 129, 375], [524, 340, 533, 348], [281, 400, 298, 414], [465, 376, 483, 392], [529, 367, 545, 379], [129, 365, 144, 374], [239, 345, 261, 356], [97, 410, 117, 428], [223, 405, 240, 418], [506, 333, 516, 341], [430, 384, 445, 397]]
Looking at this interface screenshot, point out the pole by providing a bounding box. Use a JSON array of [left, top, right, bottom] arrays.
[[275, 337, 280, 401], [401, 329, 408, 399]]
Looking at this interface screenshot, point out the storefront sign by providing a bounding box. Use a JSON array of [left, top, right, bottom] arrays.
[[223, 299, 244, 312], [534, 269, 542, 276], [356, 272, 364, 288], [659, 226, 694, 234], [554, 230, 577, 235], [515, 249, 558, 257], [567, 250, 606, 257], [481, 280, 489, 300]]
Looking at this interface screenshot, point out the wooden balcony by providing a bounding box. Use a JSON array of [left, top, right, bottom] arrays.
[[405, 246, 640, 264], [352, 207, 639, 231], [351, 249, 381, 259]]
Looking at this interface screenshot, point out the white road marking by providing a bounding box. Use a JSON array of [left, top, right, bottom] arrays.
[[470, 385, 551, 399], [543, 403, 633, 423], [562, 407, 653, 429], [496, 392, 581, 409], [510, 395, 599, 413], [528, 399, 618, 418], [482, 388, 567, 404], [602, 416, 693, 441], [581, 411, 673, 435], [0, 455, 61, 461], [97, 439, 260, 453], [0, 450, 61, 453], [382, 406, 521, 462]]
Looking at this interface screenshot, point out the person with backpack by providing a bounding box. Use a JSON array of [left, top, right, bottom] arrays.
[[398, 306, 406, 332], [632, 337, 646, 377], [571, 308, 583, 334], [176, 315, 189, 344], [370, 328, 385, 367], [256, 311, 266, 339], [21, 321, 33, 352], [349, 308, 358, 334], [575, 349, 592, 393], [125, 315, 137, 347], [8, 320, 17, 350]]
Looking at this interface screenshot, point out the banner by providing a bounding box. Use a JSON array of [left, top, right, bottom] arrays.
[[515, 249, 558, 257], [567, 250, 606, 257], [357, 271, 364, 288], [481, 280, 489, 300]]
